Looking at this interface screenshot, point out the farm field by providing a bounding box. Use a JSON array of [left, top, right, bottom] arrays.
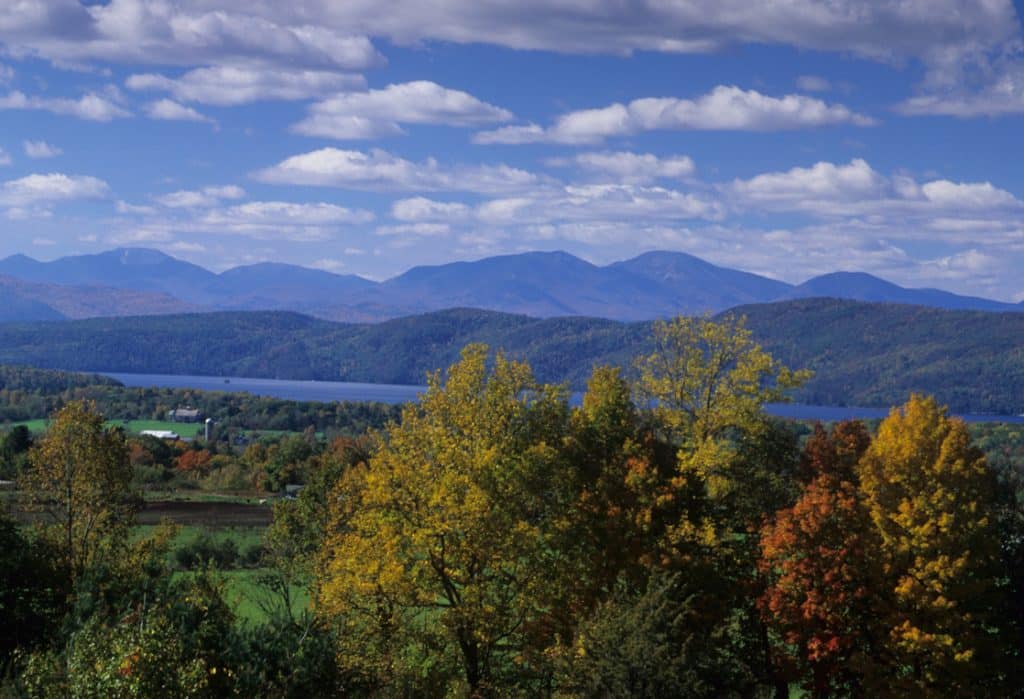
[[7, 417, 205, 437]]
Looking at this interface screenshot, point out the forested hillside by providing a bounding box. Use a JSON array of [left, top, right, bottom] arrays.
[[0, 300, 1023, 413]]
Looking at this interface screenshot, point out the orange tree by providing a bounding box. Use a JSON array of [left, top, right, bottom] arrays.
[[759, 421, 883, 697]]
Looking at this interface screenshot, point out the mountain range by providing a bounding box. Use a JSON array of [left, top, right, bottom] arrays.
[[0, 247, 1018, 322]]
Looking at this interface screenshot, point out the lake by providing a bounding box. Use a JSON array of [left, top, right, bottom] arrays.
[[101, 372, 1024, 425]]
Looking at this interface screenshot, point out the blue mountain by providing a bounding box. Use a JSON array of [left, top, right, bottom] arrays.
[[0, 248, 1019, 321]]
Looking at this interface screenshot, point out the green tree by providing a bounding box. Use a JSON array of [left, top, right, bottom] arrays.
[[19, 401, 139, 583]]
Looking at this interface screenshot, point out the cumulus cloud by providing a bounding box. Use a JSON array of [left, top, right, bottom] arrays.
[[113, 198, 376, 243], [897, 56, 1024, 117], [475, 184, 722, 225], [254, 147, 544, 194], [0, 173, 110, 207], [293, 81, 513, 139], [0, 91, 130, 121], [376, 222, 452, 237], [156, 185, 245, 208], [731, 159, 886, 205], [391, 197, 470, 222], [474, 86, 874, 144], [23, 140, 62, 158], [195, 1, 1014, 63], [0, 149, 10, 167], [144, 99, 214, 123], [729, 159, 1024, 220], [196, 201, 375, 240], [0, 0, 383, 71], [126, 65, 364, 106], [554, 151, 696, 184]]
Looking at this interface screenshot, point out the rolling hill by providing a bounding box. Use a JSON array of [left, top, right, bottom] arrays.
[[0, 300, 1022, 414]]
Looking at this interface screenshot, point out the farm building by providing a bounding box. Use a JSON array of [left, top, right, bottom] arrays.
[[140, 429, 180, 440], [166, 407, 202, 422]]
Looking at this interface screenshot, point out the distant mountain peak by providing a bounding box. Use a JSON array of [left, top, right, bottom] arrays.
[[0, 246, 1018, 323]]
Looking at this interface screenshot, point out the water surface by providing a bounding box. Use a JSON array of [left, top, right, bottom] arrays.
[[102, 372, 1024, 424]]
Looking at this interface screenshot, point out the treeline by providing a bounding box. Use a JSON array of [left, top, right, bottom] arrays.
[[3, 316, 1024, 696], [3, 300, 1024, 412], [0, 365, 119, 393], [0, 375, 401, 435]]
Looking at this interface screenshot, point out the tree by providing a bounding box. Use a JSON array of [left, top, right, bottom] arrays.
[[633, 315, 809, 546], [858, 395, 1009, 695], [559, 570, 754, 698], [634, 314, 810, 446], [759, 421, 881, 698], [317, 345, 573, 695], [0, 514, 65, 667], [19, 401, 138, 582]]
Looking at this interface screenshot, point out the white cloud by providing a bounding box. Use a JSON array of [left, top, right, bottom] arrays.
[[293, 81, 513, 139], [0, 148, 10, 167], [729, 159, 1024, 218], [0, 0, 383, 72], [920, 180, 1023, 209], [0, 91, 130, 121], [254, 147, 544, 194], [202, 201, 373, 225], [376, 222, 452, 237], [0, 64, 13, 84], [311, 258, 346, 271], [0, 173, 110, 207], [195, 201, 375, 241], [32, 237, 56, 246], [175, 2, 1014, 64], [557, 151, 696, 183], [475, 184, 722, 225], [474, 86, 874, 144], [2, 1, 1016, 125], [144, 98, 213, 123], [116, 200, 158, 215], [108, 228, 175, 244], [796, 75, 831, 92], [391, 197, 470, 222], [156, 185, 245, 208], [23, 140, 62, 158], [897, 55, 1024, 117], [126, 65, 364, 106], [731, 159, 886, 204]]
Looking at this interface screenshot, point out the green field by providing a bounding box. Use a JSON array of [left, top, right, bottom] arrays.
[[221, 569, 310, 624], [10, 418, 204, 438], [134, 524, 309, 624]]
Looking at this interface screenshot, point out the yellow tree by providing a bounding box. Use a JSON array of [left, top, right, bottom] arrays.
[[858, 395, 1008, 695], [317, 345, 573, 695], [19, 401, 138, 582], [634, 314, 809, 548], [634, 314, 809, 446]]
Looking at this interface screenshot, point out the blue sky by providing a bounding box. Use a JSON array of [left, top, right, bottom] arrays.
[[2, 1, 1024, 300]]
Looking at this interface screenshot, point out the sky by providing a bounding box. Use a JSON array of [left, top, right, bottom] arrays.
[[2, 1, 1024, 300]]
